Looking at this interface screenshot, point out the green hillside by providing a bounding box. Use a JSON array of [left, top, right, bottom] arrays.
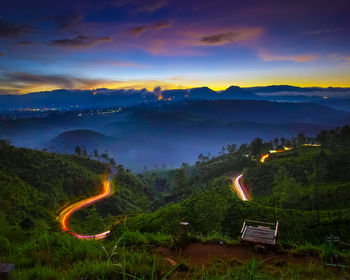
[[113, 126, 350, 245], [1, 126, 350, 279], [0, 140, 154, 241]]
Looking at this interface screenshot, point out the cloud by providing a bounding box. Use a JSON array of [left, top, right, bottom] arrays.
[[307, 28, 339, 35], [0, 53, 3, 57], [331, 53, 350, 63], [92, 60, 145, 68], [114, 0, 169, 12], [133, 26, 262, 55], [0, 71, 181, 94], [201, 32, 236, 44], [0, 19, 34, 37], [200, 28, 263, 45], [53, 14, 83, 30], [18, 40, 33, 45], [48, 35, 111, 47], [259, 51, 317, 62], [0, 89, 20, 95], [0, 72, 109, 94], [130, 20, 173, 35]]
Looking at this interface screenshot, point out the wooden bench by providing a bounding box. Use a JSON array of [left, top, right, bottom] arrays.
[[241, 220, 279, 246], [0, 263, 14, 279]]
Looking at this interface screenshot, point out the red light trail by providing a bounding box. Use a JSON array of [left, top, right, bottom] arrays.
[[57, 175, 112, 240]]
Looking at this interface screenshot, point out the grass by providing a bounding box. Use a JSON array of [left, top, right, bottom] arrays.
[[3, 231, 350, 279]]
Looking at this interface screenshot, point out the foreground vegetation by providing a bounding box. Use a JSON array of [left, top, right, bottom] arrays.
[[1, 126, 350, 278]]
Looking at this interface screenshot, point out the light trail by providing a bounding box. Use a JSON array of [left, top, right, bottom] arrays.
[[302, 143, 321, 147], [232, 144, 320, 201], [57, 175, 113, 240], [260, 146, 292, 163], [231, 174, 249, 201], [260, 154, 270, 163]]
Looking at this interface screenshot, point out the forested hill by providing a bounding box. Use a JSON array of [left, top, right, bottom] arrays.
[[0, 140, 154, 242], [112, 125, 350, 245], [0, 139, 107, 240], [1, 126, 350, 278]]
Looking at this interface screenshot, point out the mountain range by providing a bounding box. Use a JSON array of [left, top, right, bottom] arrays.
[[1, 85, 350, 112]]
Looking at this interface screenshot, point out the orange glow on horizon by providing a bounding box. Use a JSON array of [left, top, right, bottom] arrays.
[[9, 76, 350, 95]]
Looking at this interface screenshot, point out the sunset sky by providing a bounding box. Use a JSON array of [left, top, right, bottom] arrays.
[[1, 0, 350, 94]]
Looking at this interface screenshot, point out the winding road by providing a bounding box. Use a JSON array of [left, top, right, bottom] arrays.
[[231, 146, 294, 201], [58, 144, 318, 239], [231, 174, 249, 201], [57, 174, 113, 240]]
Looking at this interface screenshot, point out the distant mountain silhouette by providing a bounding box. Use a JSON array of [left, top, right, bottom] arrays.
[[220, 86, 260, 100], [0, 89, 146, 110], [1, 85, 350, 111], [248, 85, 350, 93]]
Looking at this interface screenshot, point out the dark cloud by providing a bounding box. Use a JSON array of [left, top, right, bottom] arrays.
[[0, 89, 22, 95], [2, 72, 76, 88], [53, 14, 83, 30], [0, 19, 34, 37], [200, 32, 236, 45], [18, 40, 33, 45], [0, 72, 109, 92], [199, 28, 262, 45], [115, 0, 170, 12], [48, 35, 111, 47], [131, 20, 172, 35], [0, 53, 3, 57]]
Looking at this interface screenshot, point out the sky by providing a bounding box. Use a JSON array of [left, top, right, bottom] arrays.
[[1, 0, 350, 94]]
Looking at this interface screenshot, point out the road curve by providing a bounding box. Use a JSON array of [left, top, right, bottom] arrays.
[[57, 174, 113, 240], [232, 145, 317, 201], [231, 174, 249, 201]]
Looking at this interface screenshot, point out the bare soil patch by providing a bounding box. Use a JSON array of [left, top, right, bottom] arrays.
[[158, 242, 320, 269]]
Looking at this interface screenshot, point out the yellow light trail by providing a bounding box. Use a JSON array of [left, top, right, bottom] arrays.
[[57, 175, 113, 240], [231, 174, 249, 201]]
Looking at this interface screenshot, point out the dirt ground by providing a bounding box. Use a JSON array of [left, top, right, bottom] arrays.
[[157, 242, 320, 269]]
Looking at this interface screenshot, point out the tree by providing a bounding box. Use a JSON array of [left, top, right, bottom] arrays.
[[272, 167, 301, 208], [226, 144, 237, 154], [93, 149, 99, 158], [82, 148, 87, 157], [198, 153, 205, 162], [219, 146, 226, 155], [280, 137, 286, 147], [296, 133, 306, 146], [109, 158, 116, 166], [250, 137, 264, 161], [181, 162, 190, 171], [101, 150, 109, 162], [237, 143, 249, 156], [74, 146, 81, 156], [173, 169, 190, 199], [85, 206, 105, 234], [192, 191, 228, 234]]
